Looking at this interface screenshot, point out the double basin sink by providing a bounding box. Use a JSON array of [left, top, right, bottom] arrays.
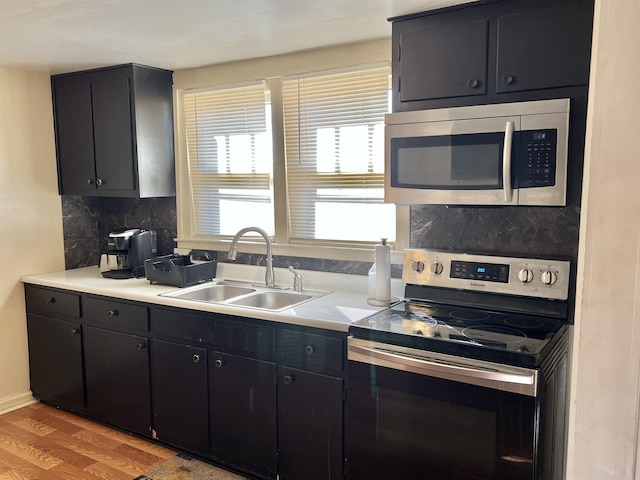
[[160, 280, 330, 311]]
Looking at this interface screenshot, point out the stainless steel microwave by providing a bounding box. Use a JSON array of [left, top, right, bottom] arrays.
[[385, 98, 570, 206]]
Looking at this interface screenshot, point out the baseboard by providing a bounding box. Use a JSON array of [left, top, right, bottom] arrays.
[[0, 391, 37, 415]]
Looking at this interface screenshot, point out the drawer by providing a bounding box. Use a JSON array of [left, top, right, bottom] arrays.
[[151, 307, 276, 357], [278, 329, 344, 373], [217, 318, 275, 357], [83, 297, 149, 331], [25, 285, 80, 319], [151, 307, 218, 344]]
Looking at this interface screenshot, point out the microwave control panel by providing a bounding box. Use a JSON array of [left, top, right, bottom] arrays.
[[518, 129, 557, 188]]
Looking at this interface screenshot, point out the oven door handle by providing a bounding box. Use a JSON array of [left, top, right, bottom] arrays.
[[503, 120, 515, 203], [348, 338, 537, 396]]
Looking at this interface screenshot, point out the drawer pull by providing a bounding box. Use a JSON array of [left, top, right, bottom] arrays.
[[215, 359, 223, 368], [108, 309, 119, 317], [193, 354, 201, 363], [284, 374, 295, 385], [305, 345, 314, 355], [45, 297, 56, 304]]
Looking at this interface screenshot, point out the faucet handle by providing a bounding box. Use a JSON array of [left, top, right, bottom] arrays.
[[288, 266, 303, 291]]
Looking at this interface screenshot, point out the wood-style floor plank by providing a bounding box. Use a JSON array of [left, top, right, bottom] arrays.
[[0, 403, 177, 479]]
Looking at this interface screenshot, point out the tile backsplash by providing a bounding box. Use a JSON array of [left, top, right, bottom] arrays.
[[62, 198, 579, 279], [62, 196, 177, 270]]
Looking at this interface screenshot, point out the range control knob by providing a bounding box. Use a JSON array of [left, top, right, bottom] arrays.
[[430, 262, 444, 275], [412, 261, 425, 273], [541, 270, 558, 285], [518, 268, 534, 283]]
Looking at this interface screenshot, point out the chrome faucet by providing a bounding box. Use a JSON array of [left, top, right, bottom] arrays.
[[227, 227, 275, 287]]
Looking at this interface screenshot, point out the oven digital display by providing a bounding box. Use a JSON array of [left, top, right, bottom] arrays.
[[450, 261, 510, 283]]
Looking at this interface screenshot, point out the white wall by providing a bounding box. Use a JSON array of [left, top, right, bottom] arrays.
[[567, 0, 640, 478], [0, 68, 65, 413]]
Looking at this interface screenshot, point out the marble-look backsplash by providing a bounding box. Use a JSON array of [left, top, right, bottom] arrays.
[[61, 196, 386, 276], [62, 196, 178, 270], [62, 198, 578, 278], [410, 205, 580, 261]]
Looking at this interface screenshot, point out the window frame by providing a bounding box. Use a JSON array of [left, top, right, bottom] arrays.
[[173, 41, 408, 263]]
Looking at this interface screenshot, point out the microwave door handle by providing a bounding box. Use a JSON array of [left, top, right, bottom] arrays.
[[503, 121, 515, 202]]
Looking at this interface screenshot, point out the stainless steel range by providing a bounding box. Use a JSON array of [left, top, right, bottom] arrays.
[[346, 249, 572, 480]]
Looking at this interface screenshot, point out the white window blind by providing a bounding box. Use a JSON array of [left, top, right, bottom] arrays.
[[282, 65, 395, 244], [182, 82, 273, 237]]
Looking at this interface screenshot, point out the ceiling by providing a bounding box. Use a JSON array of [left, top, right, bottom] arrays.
[[0, 0, 471, 75]]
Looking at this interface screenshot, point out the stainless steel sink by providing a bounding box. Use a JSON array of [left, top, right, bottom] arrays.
[[160, 280, 329, 311], [161, 283, 256, 302], [227, 291, 313, 310]]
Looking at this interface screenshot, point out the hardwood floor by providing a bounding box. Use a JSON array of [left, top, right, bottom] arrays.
[[0, 402, 176, 480]]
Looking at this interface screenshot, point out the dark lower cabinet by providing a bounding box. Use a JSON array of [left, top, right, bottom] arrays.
[[25, 286, 347, 480], [210, 351, 277, 478], [83, 326, 152, 436], [26, 314, 84, 410], [277, 367, 344, 480], [151, 339, 209, 451]]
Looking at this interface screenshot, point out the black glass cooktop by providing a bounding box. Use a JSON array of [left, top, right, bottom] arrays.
[[350, 301, 568, 368]]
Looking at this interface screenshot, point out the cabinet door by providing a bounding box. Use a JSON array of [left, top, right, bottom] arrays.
[[399, 19, 489, 102], [91, 76, 136, 192], [151, 340, 209, 451], [496, 2, 593, 93], [26, 314, 84, 410], [277, 367, 344, 480], [84, 326, 151, 436], [210, 351, 277, 477], [52, 75, 96, 193]]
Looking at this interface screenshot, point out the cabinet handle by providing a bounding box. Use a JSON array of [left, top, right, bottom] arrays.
[[502, 74, 514, 85], [45, 297, 56, 304], [305, 345, 314, 355], [193, 354, 201, 363], [96, 178, 104, 186], [468, 78, 480, 89], [214, 359, 223, 368], [108, 309, 119, 317], [70, 328, 80, 335], [283, 375, 295, 385], [136, 342, 147, 350], [87, 179, 95, 185]]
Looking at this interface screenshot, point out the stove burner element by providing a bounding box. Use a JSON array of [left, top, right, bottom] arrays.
[[462, 325, 527, 345], [504, 318, 545, 329], [449, 310, 490, 321]]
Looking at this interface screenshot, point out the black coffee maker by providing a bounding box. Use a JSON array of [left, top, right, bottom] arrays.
[[101, 228, 157, 279]]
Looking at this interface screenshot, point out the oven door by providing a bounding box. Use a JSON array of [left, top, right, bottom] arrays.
[[346, 337, 540, 480]]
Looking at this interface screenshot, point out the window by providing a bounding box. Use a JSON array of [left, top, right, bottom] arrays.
[[282, 66, 395, 245], [178, 63, 398, 257], [182, 82, 274, 236]]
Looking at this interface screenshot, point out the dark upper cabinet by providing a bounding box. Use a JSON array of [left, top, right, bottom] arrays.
[[495, 3, 594, 93], [398, 19, 489, 103], [392, 0, 594, 110], [51, 64, 175, 198]]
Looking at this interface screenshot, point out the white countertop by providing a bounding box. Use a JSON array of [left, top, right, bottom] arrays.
[[21, 263, 404, 332]]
